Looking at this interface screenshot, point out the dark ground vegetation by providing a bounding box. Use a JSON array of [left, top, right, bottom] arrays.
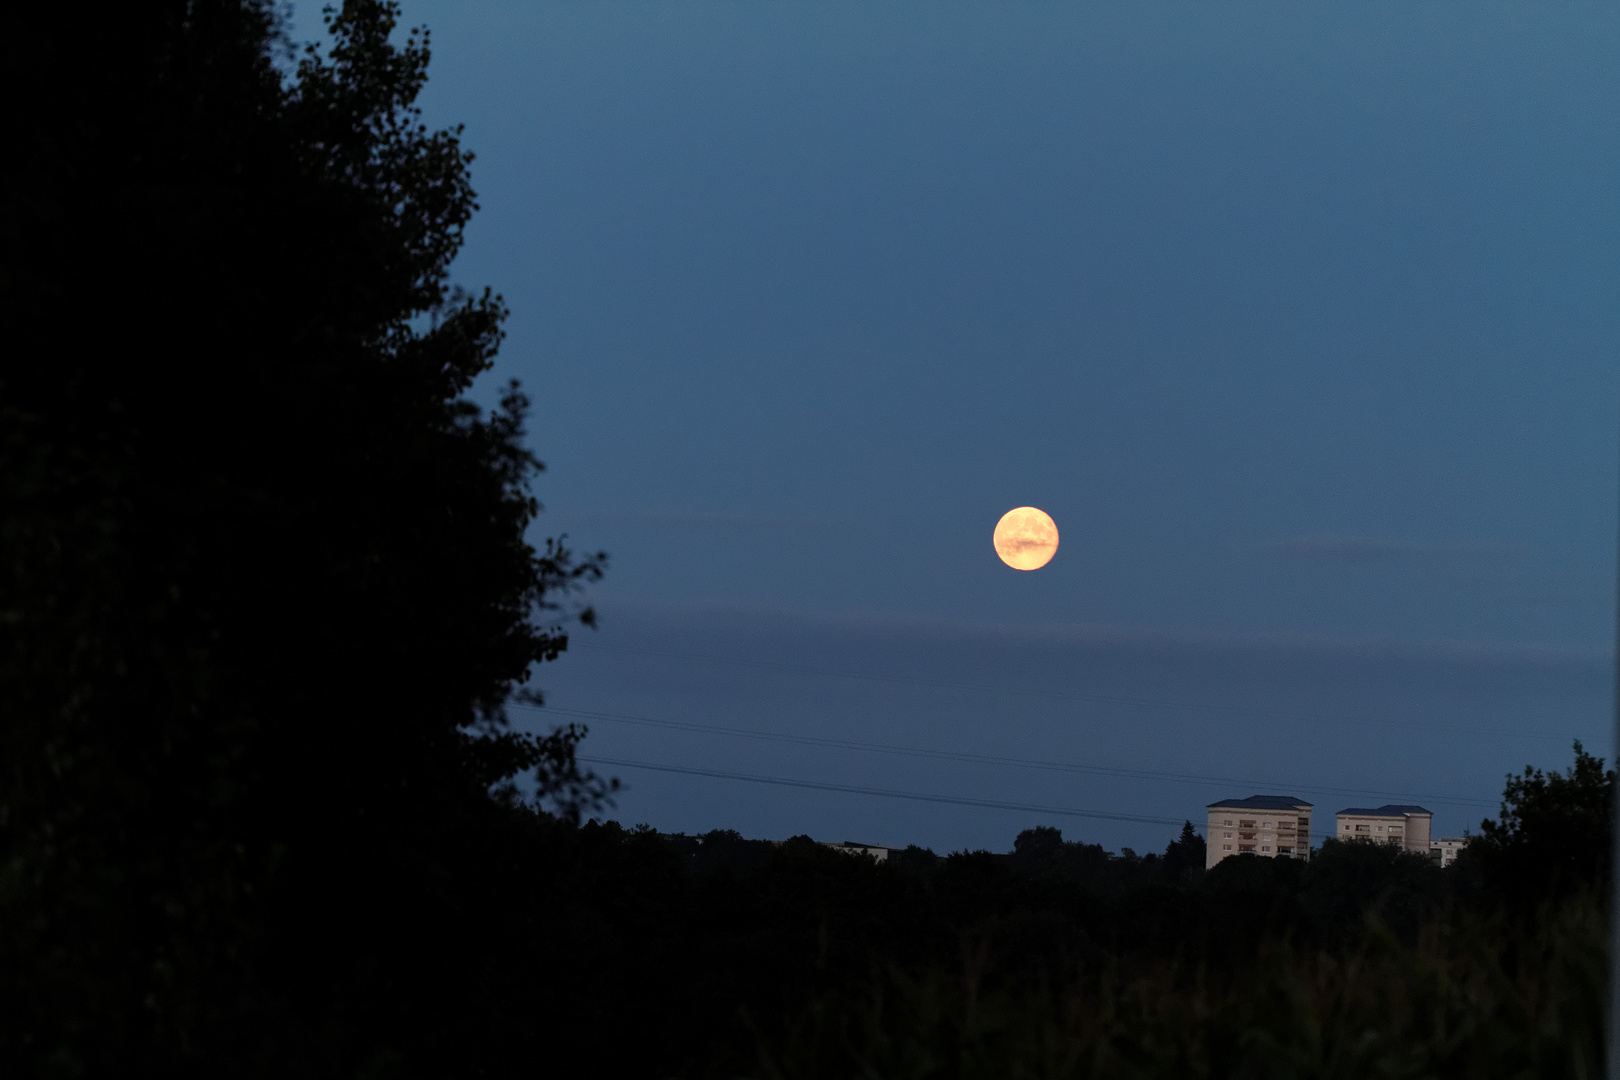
[[509, 754, 1611, 1080], [2, 3, 1612, 1077]]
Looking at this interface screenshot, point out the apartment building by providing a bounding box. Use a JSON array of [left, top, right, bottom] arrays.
[[1431, 836, 1469, 867], [1333, 805, 1432, 854], [1206, 796, 1314, 869], [821, 841, 893, 862]]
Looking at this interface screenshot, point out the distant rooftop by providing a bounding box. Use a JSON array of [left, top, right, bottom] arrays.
[[1337, 804, 1432, 817], [1207, 795, 1313, 810]]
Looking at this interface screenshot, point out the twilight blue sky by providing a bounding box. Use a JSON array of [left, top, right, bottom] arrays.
[[313, 2, 1619, 853]]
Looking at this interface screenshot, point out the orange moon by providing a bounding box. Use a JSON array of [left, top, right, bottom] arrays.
[[993, 507, 1059, 570]]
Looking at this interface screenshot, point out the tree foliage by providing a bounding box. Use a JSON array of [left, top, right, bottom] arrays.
[[1, 1, 603, 1073], [1464, 739, 1615, 912]]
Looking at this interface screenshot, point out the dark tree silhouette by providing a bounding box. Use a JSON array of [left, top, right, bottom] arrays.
[[1298, 837, 1442, 943], [1, 1, 603, 1073], [1162, 819, 1206, 880], [1465, 740, 1615, 911]]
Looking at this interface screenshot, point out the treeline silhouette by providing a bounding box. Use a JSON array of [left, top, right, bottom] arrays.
[[3, 1, 608, 1073], [482, 744, 1609, 1078], [2, 3, 1611, 1077]]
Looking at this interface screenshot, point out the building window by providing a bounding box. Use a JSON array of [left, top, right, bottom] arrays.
[[1223, 832, 1232, 839], [1261, 846, 1271, 852], [1240, 820, 1256, 828], [1224, 820, 1233, 826], [1278, 846, 1293, 855], [1239, 844, 1255, 852], [1355, 825, 1370, 832], [1222, 844, 1232, 851], [1262, 822, 1273, 831]]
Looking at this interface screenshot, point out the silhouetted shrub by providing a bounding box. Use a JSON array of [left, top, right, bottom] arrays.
[[1465, 740, 1614, 913]]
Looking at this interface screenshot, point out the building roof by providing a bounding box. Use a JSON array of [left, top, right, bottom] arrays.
[[1336, 804, 1432, 817], [1207, 795, 1313, 810]]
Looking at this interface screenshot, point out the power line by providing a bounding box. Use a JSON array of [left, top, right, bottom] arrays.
[[580, 755, 1346, 842], [519, 702, 1498, 811], [571, 640, 1581, 745], [579, 755, 1189, 828]]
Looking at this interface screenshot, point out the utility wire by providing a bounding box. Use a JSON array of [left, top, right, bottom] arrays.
[[571, 640, 1582, 745], [580, 755, 1347, 842], [579, 755, 1189, 828], [518, 701, 1498, 811]]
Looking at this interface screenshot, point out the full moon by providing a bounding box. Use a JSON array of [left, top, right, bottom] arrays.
[[993, 507, 1059, 570]]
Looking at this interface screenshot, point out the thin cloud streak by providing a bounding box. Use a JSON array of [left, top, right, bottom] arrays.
[[568, 509, 827, 533], [597, 598, 1607, 670], [568, 640, 1581, 745], [1271, 535, 1531, 565]]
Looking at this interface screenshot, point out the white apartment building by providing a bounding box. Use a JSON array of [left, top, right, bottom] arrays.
[[821, 841, 893, 862], [1206, 796, 1314, 869], [1333, 805, 1432, 854], [1431, 836, 1469, 867]]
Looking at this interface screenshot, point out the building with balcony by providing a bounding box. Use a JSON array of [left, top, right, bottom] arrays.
[[1430, 836, 1469, 867], [1206, 795, 1314, 869], [1333, 804, 1432, 854]]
